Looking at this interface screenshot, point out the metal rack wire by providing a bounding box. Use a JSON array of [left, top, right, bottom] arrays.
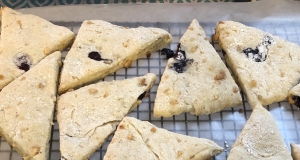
[[0, 21, 300, 160]]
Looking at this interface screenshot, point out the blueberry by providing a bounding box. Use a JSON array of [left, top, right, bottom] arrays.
[[13, 53, 32, 72], [88, 51, 102, 61], [292, 96, 300, 108], [161, 48, 174, 59], [138, 91, 147, 100], [18, 63, 30, 72], [173, 61, 187, 73]]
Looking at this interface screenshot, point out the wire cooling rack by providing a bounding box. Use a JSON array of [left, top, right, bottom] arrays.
[[1, 21, 300, 160]]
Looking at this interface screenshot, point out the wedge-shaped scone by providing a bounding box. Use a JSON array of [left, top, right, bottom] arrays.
[[214, 21, 300, 107], [58, 20, 172, 94], [0, 7, 74, 90], [104, 117, 223, 160], [153, 19, 242, 117], [0, 51, 62, 160], [57, 73, 156, 160], [228, 104, 292, 160], [291, 143, 300, 160]]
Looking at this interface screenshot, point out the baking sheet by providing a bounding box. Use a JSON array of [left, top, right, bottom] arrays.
[[1, 1, 300, 160]]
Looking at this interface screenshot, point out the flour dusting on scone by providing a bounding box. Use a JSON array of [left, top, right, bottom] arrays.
[[57, 73, 156, 160], [0, 7, 74, 90], [104, 117, 223, 160], [228, 104, 292, 160], [214, 21, 300, 107], [58, 20, 172, 94], [0, 51, 62, 160], [154, 19, 242, 117]]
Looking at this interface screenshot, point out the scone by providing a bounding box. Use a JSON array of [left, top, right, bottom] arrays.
[[57, 73, 156, 160], [0, 7, 74, 90], [154, 19, 242, 117], [291, 143, 300, 160], [104, 117, 223, 160], [58, 20, 172, 94], [0, 51, 62, 160], [287, 85, 300, 108], [214, 21, 300, 107], [227, 104, 292, 160]]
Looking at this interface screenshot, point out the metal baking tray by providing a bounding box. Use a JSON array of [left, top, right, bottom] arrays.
[[1, 20, 300, 160]]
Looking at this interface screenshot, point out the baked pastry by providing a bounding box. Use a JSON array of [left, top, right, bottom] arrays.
[[0, 7, 74, 90], [214, 21, 300, 107], [287, 84, 300, 108], [0, 51, 62, 160], [153, 19, 242, 117], [227, 104, 292, 160], [104, 117, 223, 160], [57, 73, 156, 160], [291, 143, 300, 160], [58, 20, 172, 94]]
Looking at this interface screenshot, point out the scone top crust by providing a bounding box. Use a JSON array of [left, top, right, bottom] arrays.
[[58, 20, 172, 94], [0, 7, 74, 90], [104, 117, 223, 160], [57, 73, 156, 160], [228, 104, 292, 160], [214, 21, 300, 106], [154, 19, 242, 117], [0, 51, 62, 160]]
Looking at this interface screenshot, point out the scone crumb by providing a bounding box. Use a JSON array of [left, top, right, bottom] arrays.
[[150, 127, 156, 133], [169, 99, 179, 105], [57, 60, 62, 67], [238, 108, 244, 113], [127, 134, 134, 140], [104, 92, 109, 98], [89, 89, 98, 95], [38, 82, 46, 89], [139, 78, 147, 86], [87, 21, 94, 25], [0, 75, 4, 80], [214, 70, 226, 80], [233, 87, 239, 93], [177, 151, 183, 158], [124, 60, 132, 68], [17, 20, 22, 29], [250, 80, 257, 88], [43, 47, 51, 55], [30, 146, 40, 156]]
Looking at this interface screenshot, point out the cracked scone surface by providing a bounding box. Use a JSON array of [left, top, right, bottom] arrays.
[[154, 19, 242, 117], [0, 51, 61, 160], [228, 104, 292, 160], [58, 20, 172, 94], [57, 73, 156, 160], [214, 21, 300, 107], [0, 7, 74, 90], [291, 143, 300, 160], [104, 117, 223, 160]]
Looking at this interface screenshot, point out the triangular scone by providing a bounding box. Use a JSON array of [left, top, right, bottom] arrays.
[[58, 20, 172, 94], [291, 143, 300, 160], [214, 21, 300, 107], [227, 104, 292, 160], [153, 19, 242, 117], [104, 117, 223, 160], [287, 84, 300, 108], [0, 7, 74, 90], [57, 73, 156, 160], [0, 51, 62, 160]]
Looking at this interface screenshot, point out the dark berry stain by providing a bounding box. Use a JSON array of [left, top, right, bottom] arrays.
[[161, 48, 174, 59], [292, 96, 300, 108], [138, 91, 147, 100], [88, 51, 113, 64], [18, 63, 30, 72]]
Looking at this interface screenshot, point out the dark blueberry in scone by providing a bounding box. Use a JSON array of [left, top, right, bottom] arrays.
[[161, 48, 174, 59], [13, 53, 32, 72], [292, 96, 300, 108], [88, 51, 113, 64], [138, 91, 147, 100]]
